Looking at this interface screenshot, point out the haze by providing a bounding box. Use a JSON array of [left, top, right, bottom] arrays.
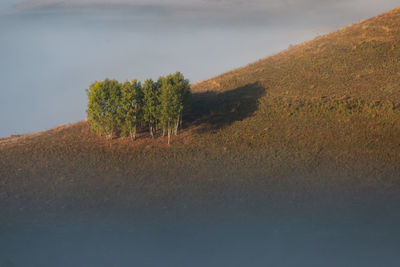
[[0, 0, 399, 137]]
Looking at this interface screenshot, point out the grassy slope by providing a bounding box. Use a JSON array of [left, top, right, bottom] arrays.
[[193, 8, 400, 100], [192, 6, 400, 171], [1, 7, 400, 220], [190, 7, 400, 177]]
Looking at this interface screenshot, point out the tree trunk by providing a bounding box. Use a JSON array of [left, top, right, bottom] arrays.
[[149, 124, 154, 138], [174, 120, 179, 136], [180, 111, 183, 129], [130, 126, 136, 141], [134, 114, 137, 140], [106, 128, 113, 140], [167, 127, 171, 145]]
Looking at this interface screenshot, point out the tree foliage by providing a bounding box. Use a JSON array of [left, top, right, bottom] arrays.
[[142, 78, 159, 137], [120, 80, 142, 140], [157, 72, 191, 144], [85, 79, 120, 139], [86, 72, 191, 144]]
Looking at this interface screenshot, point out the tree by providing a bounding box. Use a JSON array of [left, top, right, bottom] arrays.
[[142, 78, 159, 137], [119, 79, 142, 140], [157, 76, 181, 144], [86, 73, 191, 144], [170, 72, 191, 135], [86, 79, 121, 139]]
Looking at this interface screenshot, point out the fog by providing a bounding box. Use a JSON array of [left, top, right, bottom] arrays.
[[1, 206, 400, 267], [1, 0, 400, 137]]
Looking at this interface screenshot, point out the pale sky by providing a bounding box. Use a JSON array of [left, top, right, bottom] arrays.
[[0, 0, 399, 137]]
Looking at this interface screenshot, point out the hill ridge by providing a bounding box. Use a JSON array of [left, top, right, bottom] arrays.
[[193, 7, 400, 100]]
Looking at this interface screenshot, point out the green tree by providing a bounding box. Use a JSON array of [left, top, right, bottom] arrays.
[[120, 79, 142, 140], [142, 78, 159, 137], [157, 75, 181, 144], [86, 79, 121, 139], [170, 72, 191, 134], [86, 73, 191, 143]]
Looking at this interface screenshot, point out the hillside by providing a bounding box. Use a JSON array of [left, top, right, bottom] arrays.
[[1, 7, 400, 223], [192, 7, 400, 100]]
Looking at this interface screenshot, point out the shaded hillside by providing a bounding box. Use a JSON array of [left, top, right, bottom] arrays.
[[1, 7, 400, 222], [1, 121, 399, 221]]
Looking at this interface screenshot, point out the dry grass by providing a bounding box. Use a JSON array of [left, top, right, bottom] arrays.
[[192, 8, 400, 101]]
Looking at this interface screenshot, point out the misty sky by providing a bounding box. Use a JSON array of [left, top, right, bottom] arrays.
[[0, 0, 399, 137]]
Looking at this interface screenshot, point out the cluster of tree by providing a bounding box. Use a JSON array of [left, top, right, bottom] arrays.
[[86, 72, 191, 144]]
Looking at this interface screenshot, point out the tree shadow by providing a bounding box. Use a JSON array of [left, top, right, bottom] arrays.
[[185, 82, 265, 133]]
